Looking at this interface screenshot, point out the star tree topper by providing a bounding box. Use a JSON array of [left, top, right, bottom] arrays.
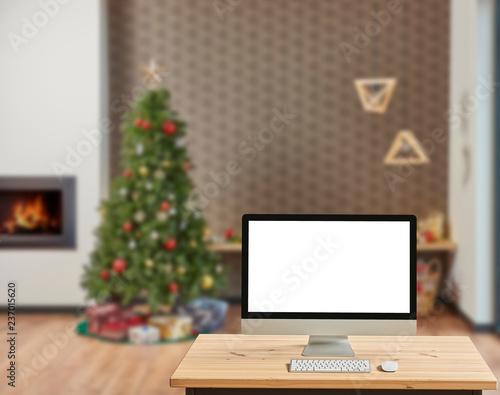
[[140, 60, 166, 87]]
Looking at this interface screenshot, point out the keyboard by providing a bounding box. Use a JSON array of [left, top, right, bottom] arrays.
[[289, 358, 371, 372]]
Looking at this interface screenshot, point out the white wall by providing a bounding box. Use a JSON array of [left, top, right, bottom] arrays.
[[449, 0, 495, 325], [0, 0, 104, 305]]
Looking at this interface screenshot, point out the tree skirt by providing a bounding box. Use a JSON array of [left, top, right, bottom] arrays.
[[76, 319, 197, 344]]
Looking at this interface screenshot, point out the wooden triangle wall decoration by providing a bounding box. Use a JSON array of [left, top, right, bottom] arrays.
[[384, 130, 430, 165], [354, 78, 397, 114]]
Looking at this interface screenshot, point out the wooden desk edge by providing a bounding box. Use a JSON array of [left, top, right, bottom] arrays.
[[170, 335, 497, 390], [170, 378, 497, 390]]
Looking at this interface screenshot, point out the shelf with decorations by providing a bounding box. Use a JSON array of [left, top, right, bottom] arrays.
[[417, 240, 456, 252], [209, 240, 457, 253]]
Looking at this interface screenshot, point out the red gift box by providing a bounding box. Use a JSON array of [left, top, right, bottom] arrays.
[[86, 303, 136, 336], [100, 322, 129, 341], [86, 303, 120, 335], [99, 316, 145, 341]]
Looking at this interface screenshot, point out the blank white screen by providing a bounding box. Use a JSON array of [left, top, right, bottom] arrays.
[[247, 221, 410, 313]]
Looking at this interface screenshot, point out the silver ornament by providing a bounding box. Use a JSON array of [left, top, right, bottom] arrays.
[[169, 208, 177, 216], [129, 240, 137, 249], [216, 264, 223, 273], [175, 138, 185, 147], [145, 182, 153, 190], [119, 187, 127, 197], [150, 230, 159, 240], [136, 143, 144, 155], [180, 220, 187, 230]]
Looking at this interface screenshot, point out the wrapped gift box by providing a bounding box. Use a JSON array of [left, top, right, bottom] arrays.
[[128, 325, 160, 344], [100, 322, 129, 341], [149, 315, 192, 340], [86, 303, 143, 337], [173, 298, 228, 333], [86, 303, 121, 335]]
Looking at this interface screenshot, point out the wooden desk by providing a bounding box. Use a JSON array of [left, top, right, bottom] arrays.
[[171, 334, 497, 394]]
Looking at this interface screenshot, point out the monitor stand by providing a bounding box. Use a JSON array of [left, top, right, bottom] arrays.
[[302, 335, 355, 357]]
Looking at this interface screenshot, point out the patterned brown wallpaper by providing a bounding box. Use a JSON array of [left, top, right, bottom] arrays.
[[108, 0, 449, 236]]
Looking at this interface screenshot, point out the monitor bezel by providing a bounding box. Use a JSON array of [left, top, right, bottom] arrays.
[[241, 214, 417, 320]]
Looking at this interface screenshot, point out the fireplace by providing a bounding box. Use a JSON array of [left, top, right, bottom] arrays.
[[0, 177, 76, 248]]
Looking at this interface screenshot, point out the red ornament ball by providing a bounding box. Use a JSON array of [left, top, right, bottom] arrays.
[[134, 118, 142, 126], [164, 238, 177, 251], [112, 258, 126, 274], [160, 201, 171, 212], [141, 120, 151, 130], [168, 282, 179, 293], [423, 230, 435, 243], [123, 170, 132, 179], [163, 121, 176, 135], [225, 228, 235, 239], [183, 162, 191, 171], [100, 269, 110, 280], [123, 222, 132, 232]]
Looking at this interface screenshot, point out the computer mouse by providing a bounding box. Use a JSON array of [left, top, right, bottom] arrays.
[[381, 361, 398, 372]]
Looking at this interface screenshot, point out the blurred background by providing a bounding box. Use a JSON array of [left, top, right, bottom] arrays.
[[0, 0, 499, 394]]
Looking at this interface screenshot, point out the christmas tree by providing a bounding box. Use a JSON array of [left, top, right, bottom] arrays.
[[82, 65, 225, 313]]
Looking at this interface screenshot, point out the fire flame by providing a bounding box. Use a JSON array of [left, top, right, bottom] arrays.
[[3, 195, 54, 233]]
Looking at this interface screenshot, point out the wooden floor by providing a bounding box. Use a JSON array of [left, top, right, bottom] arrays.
[[1, 306, 499, 395]]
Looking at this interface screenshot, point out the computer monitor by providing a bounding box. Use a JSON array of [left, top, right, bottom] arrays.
[[241, 214, 417, 357]]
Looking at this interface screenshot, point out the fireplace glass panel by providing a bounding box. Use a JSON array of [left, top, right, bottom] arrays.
[[0, 191, 63, 235]]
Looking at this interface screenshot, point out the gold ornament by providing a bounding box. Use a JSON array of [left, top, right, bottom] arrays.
[[154, 169, 166, 180], [189, 240, 197, 248], [145, 259, 154, 268], [132, 192, 139, 201], [203, 228, 211, 238], [139, 166, 149, 177], [201, 274, 214, 290], [165, 262, 173, 274], [177, 266, 186, 275], [157, 211, 168, 222], [162, 160, 170, 168]]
